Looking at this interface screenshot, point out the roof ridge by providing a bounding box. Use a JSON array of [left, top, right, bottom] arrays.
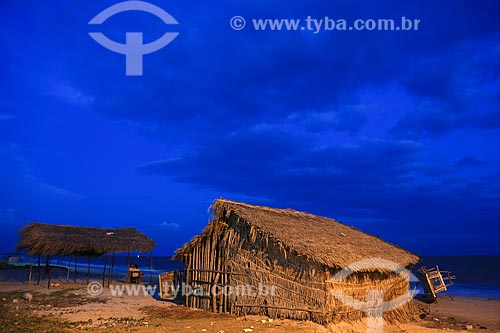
[[216, 198, 331, 221]]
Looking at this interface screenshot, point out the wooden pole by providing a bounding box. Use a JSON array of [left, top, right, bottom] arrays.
[[73, 256, 77, 283], [193, 249, 196, 308], [224, 271, 228, 314], [218, 248, 223, 313], [199, 246, 202, 309], [205, 242, 209, 310], [108, 253, 115, 286], [37, 255, 41, 285], [185, 254, 191, 307], [149, 251, 153, 284], [193, 247, 197, 309], [195, 246, 199, 309], [212, 272, 219, 312], [222, 270, 226, 313], [216, 237, 222, 313], [199, 249, 202, 309], [102, 255, 107, 286], [127, 251, 130, 283], [28, 256, 33, 284], [46, 256, 51, 289], [198, 247, 201, 309], [204, 242, 207, 310], [66, 256, 71, 283], [87, 256, 91, 285]]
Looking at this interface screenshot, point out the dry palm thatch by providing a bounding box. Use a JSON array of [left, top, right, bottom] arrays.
[[176, 198, 419, 269], [18, 222, 156, 256]]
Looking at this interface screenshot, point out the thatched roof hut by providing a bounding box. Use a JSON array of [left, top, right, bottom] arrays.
[[173, 199, 419, 326], [177, 199, 418, 269], [18, 222, 156, 257]]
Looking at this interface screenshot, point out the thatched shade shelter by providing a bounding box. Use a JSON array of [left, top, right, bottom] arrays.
[[174, 199, 419, 326], [18, 222, 156, 256], [17, 222, 156, 287]]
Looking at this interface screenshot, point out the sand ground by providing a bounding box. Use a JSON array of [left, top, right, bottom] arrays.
[[0, 269, 499, 333]]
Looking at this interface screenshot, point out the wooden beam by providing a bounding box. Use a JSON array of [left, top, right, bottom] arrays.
[[233, 303, 323, 314]]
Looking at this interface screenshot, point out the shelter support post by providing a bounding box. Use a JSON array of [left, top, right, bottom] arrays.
[[102, 255, 107, 286], [149, 251, 153, 284], [108, 253, 115, 287], [28, 256, 33, 284], [36, 255, 41, 285], [127, 251, 130, 282], [73, 256, 77, 283], [66, 256, 71, 283], [46, 256, 51, 289], [87, 256, 90, 284]]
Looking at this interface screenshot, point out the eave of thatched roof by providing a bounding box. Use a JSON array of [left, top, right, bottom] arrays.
[[17, 222, 156, 257], [176, 199, 419, 269]]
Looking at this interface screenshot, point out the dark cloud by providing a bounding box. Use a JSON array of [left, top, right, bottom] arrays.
[[456, 156, 487, 168], [391, 39, 500, 138], [52, 0, 500, 137], [137, 125, 499, 240], [2, 0, 500, 255], [0, 143, 83, 208]]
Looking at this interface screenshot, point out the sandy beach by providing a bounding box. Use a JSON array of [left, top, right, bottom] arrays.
[[1, 268, 499, 333]]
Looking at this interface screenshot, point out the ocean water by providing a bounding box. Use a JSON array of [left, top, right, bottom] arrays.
[[3, 254, 499, 299], [51, 255, 185, 274], [1, 254, 184, 277], [413, 256, 500, 299]]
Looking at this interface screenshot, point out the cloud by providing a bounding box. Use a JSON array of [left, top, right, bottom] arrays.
[[0, 114, 15, 121], [391, 39, 500, 138], [160, 221, 180, 229], [456, 156, 487, 168], [138, 127, 424, 214], [42, 82, 95, 107], [137, 117, 500, 243], [0, 143, 84, 205], [283, 107, 368, 135], [0, 208, 15, 224]]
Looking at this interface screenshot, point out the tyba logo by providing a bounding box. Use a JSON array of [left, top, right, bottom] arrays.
[[88, 1, 179, 76]]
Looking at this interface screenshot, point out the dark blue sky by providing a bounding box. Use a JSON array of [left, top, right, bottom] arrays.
[[1, 0, 499, 256]]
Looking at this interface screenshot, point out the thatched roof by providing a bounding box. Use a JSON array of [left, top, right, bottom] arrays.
[[177, 199, 419, 269], [17, 222, 156, 256]]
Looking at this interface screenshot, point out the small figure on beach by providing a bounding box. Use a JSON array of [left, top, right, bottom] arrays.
[[129, 263, 141, 283]]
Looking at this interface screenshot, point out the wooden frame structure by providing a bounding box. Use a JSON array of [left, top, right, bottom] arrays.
[[418, 265, 456, 302]]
